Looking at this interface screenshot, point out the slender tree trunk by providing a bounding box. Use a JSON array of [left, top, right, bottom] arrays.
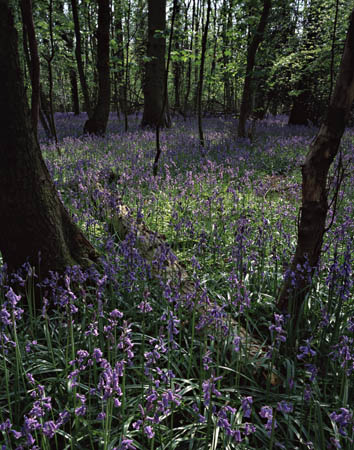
[[237, 0, 271, 138], [173, 0, 182, 111], [221, 0, 230, 113], [70, 69, 80, 115], [60, 31, 80, 116], [288, 87, 309, 125], [40, 84, 54, 137], [192, 0, 201, 112], [39, 107, 51, 138], [0, 0, 97, 280], [71, 0, 92, 118], [288, 0, 320, 125], [132, 0, 145, 119], [198, 0, 211, 147], [142, 0, 169, 128], [184, 0, 195, 118], [152, 0, 177, 176], [328, 0, 339, 106], [20, 0, 40, 138], [84, 0, 111, 135], [277, 10, 354, 318], [207, 0, 217, 111], [124, 0, 132, 131], [45, 0, 58, 145], [113, 0, 125, 119]]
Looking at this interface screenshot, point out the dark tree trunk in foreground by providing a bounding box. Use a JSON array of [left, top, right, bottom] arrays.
[[142, 0, 169, 128], [237, 0, 271, 138], [20, 0, 40, 138], [71, 0, 92, 118], [0, 0, 97, 278], [84, 0, 111, 135], [277, 9, 354, 317]]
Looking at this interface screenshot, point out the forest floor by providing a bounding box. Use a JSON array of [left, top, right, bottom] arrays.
[[1, 113, 354, 449]]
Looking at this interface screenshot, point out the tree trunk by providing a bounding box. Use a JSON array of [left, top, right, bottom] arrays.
[[45, 0, 58, 145], [172, 0, 182, 111], [20, 0, 40, 139], [83, 0, 111, 135], [70, 68, 80, 115], [288, 0, 320, 126], [71, 0, 92, 118], [40, 84, 55, 137], [192, 0, 201, 113], [221, 0, 233, 113], [0, 0, 97, 279], [288, 87, 309, 125], [237, 0, 271, 138], [183, 0, 195, 118], [277, 9, 354, 318], [114, 0, 126, 119], [197, 0, 211, 147], [60, 31, 80, 116], [141, 0, 169, 128], [39, 107, 52, 139]]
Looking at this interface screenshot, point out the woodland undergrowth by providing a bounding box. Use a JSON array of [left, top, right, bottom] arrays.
[[0, 113, 354, 449]]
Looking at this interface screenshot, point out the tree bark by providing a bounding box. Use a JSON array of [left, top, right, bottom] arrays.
[[83, 0, 111, 135], [60, 31, 80, 116], [192, 0, 201, 113], [141, 0, 169, 128], [20, 0, 40, 138], [40, 84, 55, 138], [288, 87, 310, 125], [71, 0, 92, 118], [70, 68, 80, 115], [237, 0, 271, 138], [172, 0, 182, 111], [0, 0, 97, 279], [183, 0, 195, 118], [288, 0, 320, 126], [197, 0, 211, 147], [221, 0, 233, 113], [113, 0, 126, 119], [277, 9, 354, 317]]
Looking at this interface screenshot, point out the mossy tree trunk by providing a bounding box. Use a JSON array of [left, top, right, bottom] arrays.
[[0, 0, 97, 278], [277, 9, 354, 317]]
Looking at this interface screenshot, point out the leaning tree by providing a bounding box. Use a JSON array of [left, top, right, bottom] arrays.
[[0, 0, 97, 279], [277, 8, 354, 319]]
